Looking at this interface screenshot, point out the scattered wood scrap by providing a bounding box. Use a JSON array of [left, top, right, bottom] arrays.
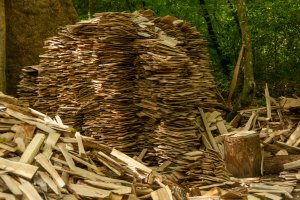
[[0, 97, 186, 200]]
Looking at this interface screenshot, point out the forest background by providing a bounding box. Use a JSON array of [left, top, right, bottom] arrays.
[[1, 0, 299, 107], [74, 0, 299, 100]]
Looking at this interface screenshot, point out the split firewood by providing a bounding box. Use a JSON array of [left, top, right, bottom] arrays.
[[19, 133, 45, 164], [0, 157, 38, 179], [0, 174, 23, 196], [286, 123, 300, 146]]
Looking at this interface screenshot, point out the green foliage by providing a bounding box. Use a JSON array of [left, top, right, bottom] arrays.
[[248, 0, 300, 96], [72, 0, 300, 98]]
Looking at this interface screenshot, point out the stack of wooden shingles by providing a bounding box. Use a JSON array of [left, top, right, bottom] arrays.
[[154, 16, 219, 109], [32, 35, 75, 118], [17, 66, 39, 108], [171, 150, 230, 187], [20, 13, 145, 155], [79, 13, 143, 155], [131, 13, 160, 164], [133, 12, 219, 164], [17, 12, 221, 163]]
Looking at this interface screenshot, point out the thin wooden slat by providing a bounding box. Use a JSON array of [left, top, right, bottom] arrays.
[[35, 153, 66, 188], [19, 133, 45, 164], [0, 157, 38, 179]]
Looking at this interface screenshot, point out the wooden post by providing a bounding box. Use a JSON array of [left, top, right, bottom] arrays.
[[224, 131, 262, 177], [0, 0, 6, 92]]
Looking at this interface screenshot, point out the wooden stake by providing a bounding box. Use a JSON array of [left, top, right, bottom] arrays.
[[199, 108, 219, 152], [228, 45, 244, 105], [265, 84, 272, 121]]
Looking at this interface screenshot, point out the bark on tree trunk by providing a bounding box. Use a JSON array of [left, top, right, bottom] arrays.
[[0, 0, 6, 93], [236, 0, 255, 107], [224, 132, 262, 178], [264, 155, 300, 174], [5, 0, 78, 95], [125, 0, 134, 12], [199, 0, 230, 76]]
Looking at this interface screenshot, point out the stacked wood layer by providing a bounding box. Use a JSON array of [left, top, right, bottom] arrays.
[[17, 12, 220, 162], [171, 150, 230, 188]]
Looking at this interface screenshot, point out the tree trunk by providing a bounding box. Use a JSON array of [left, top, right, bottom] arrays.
[[0, 0, 6, 93], [5, 0, 78, 95], [236, 0, 255, 107], [264, 155, 300, 174], [224, 131, 262, 178], [125, 0, 133, 12], [227, 0, 241, 36], [199, 0, 230, 76]]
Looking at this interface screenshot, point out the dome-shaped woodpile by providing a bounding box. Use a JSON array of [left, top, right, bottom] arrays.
[[18, 11, 220, 163]]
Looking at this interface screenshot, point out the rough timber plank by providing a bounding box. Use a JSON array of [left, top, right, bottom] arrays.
[[5, 108, 55, 133], [19, 178, 43, 200], [151, 186, 173, 200], [199, 108, 219, 152], [38, 171, 60, 195], [35, 153, 66, 188], [265, 84, 272, 121], [0, 174, 23, 196], [84, 180, 131, 194], [19, 133, 45, 164], [254, 193, 282, 200], [283, 159, 300, 170], [0, 157, 38, 179], [216, 116, 228, 135], [75, 132, 86, 156], [42, 132, 61, 159], [111, 148, 152, 174], [68, 184, 111, 198], [286, 123, 300, 146], [0, 192, 16, 200]]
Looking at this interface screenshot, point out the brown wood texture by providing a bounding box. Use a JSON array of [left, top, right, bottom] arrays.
[[224, 132, 262, 178], [0, 94, 185, 199], [264, 155, 300, 174], [0, 0, 5, 92], [17, 12, 220, 164]]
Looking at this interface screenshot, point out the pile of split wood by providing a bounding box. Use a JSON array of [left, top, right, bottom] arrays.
[[191, 87, 300, 200], [226, 89, 300, 176], [3, 90, 300, 200], [17, 11, 220, 163], [0, 93, 190, 200]]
